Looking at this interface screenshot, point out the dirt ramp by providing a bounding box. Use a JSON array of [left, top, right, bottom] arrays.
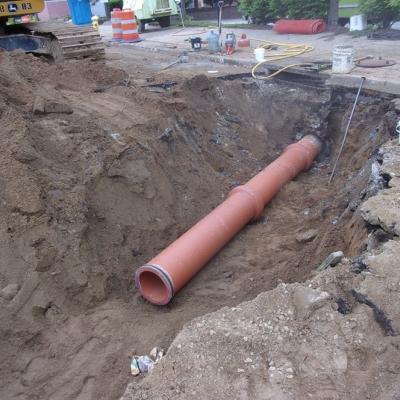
[[122, 256, 400, 400]]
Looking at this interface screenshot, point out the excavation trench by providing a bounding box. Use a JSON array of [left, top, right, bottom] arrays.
[[0, 54, 396, 400]]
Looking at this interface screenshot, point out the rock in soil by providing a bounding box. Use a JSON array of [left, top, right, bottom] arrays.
[[295, 228, 318, 243], [0, 284, 20, 300], [44, 101, 73, 114], [32, 96, 45, 114]]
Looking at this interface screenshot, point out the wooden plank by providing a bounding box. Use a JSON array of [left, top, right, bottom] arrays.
[[63, 46, 105, 58], [27, 23, 92, 33], [54, 27, 95, 33], [61, 41, 103, 49], [57, 33, 100, 42], [60, 39, 103, 47]]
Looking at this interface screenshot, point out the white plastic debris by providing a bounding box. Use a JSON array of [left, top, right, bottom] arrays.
[[396, 120, 400, 144], [130, 357, 140, 376], [149, 347, 164, 363], [137, 356, 154, 373], [130, 347, 164, 376]]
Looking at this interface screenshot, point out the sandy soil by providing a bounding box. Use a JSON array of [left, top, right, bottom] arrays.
[[0, 48, 398, 400]]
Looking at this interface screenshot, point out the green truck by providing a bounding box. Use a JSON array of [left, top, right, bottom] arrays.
[[123, 0, 179, 31]]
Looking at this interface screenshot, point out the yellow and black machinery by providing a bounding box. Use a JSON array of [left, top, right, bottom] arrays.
[[0, 0, 104, 61]]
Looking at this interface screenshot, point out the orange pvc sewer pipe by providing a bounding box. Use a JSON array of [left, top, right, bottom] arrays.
[[135, 135, 322, 305]]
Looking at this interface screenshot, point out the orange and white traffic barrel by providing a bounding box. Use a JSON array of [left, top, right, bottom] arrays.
[[121, 9, 141, 43], [111, 8, 123, 41]]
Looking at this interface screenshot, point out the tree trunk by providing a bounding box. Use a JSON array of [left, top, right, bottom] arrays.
[[327, 0, 339, 30], [180, 0, 186, 18], [383, 12, 392, 29]]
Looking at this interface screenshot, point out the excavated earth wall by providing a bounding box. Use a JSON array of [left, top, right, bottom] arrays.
[[0, 51, 399, 400]]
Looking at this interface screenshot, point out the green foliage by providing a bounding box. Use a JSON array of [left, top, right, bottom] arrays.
[[238, 0, 272, 20], [108, 0, 123, 11], [359, 0, 394, 15], [238, 0, 400, 25], [359, 0, 400, 26], [269, 0, 288, 17], [238, 0, 328, 22], [277, 0, 328, 19]]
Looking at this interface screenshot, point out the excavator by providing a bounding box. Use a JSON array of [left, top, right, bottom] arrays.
[[0, 0, 104, 62]]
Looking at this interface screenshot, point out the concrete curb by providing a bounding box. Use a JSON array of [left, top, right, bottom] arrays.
[[326, 74, 400, 97], [106, 40, 254, 66]]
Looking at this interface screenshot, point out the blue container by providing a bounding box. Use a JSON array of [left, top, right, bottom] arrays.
[[207, 30, 220, 54], [67, 0, 92, 25]]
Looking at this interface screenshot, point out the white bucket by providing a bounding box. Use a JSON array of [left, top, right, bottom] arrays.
[[254, 48, 265, 62], [332, 45, 354, 74], [350, 14, 367, 31]]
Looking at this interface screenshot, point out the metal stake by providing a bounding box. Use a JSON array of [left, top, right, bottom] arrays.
[[218, 0, 224, 46], [329, 76, 366, 184], [179, 1, 185, 28], [175, 0, 185, 28]]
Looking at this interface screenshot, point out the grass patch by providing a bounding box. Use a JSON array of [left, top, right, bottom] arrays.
[[172, 20, 260, 29], [173, 20, 217, 28], [222, 23, 260, 29]]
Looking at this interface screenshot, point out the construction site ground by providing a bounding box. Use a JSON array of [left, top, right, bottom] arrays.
[[101, 23, 400, 93], [0, 27, 400, 400]]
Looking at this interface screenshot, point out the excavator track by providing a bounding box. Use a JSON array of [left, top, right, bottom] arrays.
[[26, 21, 105, 61]]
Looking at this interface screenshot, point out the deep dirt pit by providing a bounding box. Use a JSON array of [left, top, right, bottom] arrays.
[[0, 52, 396, 400]]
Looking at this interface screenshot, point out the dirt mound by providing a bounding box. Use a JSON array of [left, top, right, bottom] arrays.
[[0, 52, 396, 400], [122, 142, 400, 400]]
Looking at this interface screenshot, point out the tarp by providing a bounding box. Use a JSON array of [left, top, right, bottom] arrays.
[[274, 19, 327, 34]]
